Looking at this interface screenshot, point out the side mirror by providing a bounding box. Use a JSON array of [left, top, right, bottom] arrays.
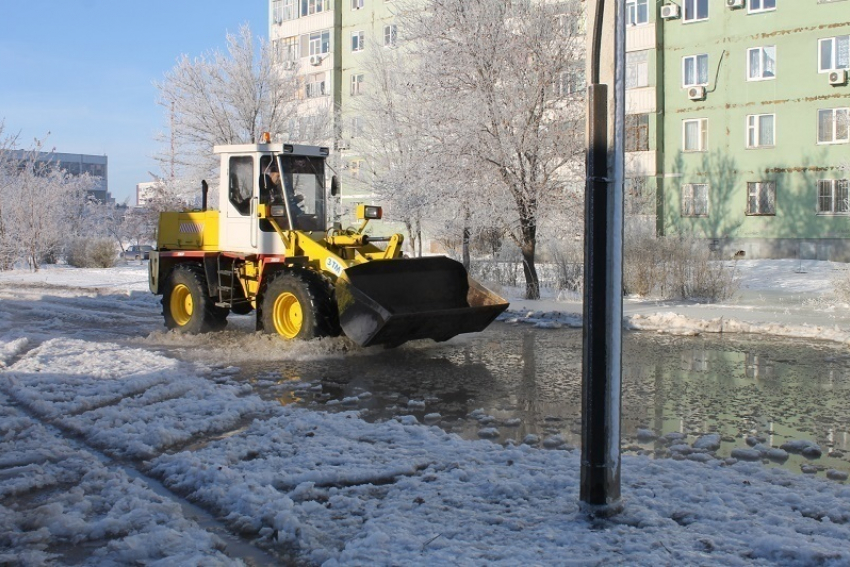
[[331, 175, 340, 197]]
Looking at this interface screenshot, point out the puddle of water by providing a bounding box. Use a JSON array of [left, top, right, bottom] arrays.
[[236, 323, 850, 480]]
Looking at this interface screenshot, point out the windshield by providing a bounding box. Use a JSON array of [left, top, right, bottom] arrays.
[[260, 153, 326, 232]]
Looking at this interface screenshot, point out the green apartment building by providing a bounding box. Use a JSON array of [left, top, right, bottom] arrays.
[[269, 0, 398, 221], [641, 0, 850, 260], [269, 1, 850, 259]]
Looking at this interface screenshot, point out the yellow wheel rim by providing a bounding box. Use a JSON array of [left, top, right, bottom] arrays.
[[272, 292, 302, 339], [170, 284, 194, 326]]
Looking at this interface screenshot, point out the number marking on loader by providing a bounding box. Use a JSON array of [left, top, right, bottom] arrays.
[[325, 257, 344, 277]]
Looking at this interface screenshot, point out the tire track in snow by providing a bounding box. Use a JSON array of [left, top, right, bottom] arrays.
[[0, 391, 255, 565], [0, 338, 291, 565]]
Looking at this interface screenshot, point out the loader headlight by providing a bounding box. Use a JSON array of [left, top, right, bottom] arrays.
[[357, 204, 382, 220], [270, 205, 286, 217]]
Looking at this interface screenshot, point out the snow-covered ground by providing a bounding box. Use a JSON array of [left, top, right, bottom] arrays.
[[1, 261, 850, 565], [506, 259, 850, 346]]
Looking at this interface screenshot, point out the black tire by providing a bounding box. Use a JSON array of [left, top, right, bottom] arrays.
[[259, 271, 336, 340], [162, 264, 228, 333]]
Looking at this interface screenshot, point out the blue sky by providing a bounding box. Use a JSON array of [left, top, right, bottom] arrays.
[[0, 1, 268, 204]]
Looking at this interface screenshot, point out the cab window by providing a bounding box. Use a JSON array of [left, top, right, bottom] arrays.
[[228, 156, 254, 215]]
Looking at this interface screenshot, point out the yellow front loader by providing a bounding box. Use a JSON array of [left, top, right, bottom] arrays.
[[148, 140, 508, 348]]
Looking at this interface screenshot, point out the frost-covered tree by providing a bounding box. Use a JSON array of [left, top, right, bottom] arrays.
[[0, 123, 20, 269], [359, 0, 586, 298], [154, 24, 332, 199], [0, 132, 94, 270], [80, 200, 153, 253], [349, 44, 438, 256]]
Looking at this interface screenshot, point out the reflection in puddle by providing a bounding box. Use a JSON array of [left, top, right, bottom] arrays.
[[237, 324, 850, 480]]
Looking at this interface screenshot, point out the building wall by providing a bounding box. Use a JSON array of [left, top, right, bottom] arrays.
[[270, 0, 402, 224], [269, 0, 337, 119], [625, 2, 661, 219], [10, 150, 111, 203], [657, 0, 850, 258]]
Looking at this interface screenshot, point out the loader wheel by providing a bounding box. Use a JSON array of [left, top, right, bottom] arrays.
[[162, 264, 228, 333], [260, 272, 333, 340]]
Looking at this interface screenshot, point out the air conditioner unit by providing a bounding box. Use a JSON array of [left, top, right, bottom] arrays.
[[337, 140, 350, 150], [726, 0, 745, 8], [688, 86, 706, 100], [660, 4, 680, 19], [309, 55, 322, 66], [829, 69, 848, 86], [281, 60, 296, 70]]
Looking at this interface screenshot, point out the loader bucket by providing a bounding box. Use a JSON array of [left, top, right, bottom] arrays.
[[335, 257, 509, 348]]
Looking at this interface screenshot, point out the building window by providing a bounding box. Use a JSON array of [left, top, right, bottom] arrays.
[[308, 31, 331, 55], [683, 0, 709, 23], [747, 114, 775, 148], [352, 31, 365, 52], [301, 0, 329, 17], [682, 183, 709, 217], [283, 0, 297, 20], [817, 179, 849, 214], [818, 108, 850, 144], [349, 117, 363, 138], [683, 118, 708, 152], [348, 159, 365, 179], [819, 36, 850, 73], [626, 51, 649, 89], [626, 0, 648, 25], [557, 11, 583, 36], [275, 37, 299, 66], [683, 54, 709, 87], [350, 73, 364, 96], [81, 163, 105, 177], [747, 46, 776, 80], [746, 182, 776, 215], [305, 73, 327, 98], [352, 0, 364, 8], [384, 24, 398, 47], [749, 0, 776, 13], [555, 65, 585, 97], [626, 114, 650, 152]]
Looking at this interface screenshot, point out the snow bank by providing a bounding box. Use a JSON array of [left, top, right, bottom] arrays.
[[625, 312, 850, 345]]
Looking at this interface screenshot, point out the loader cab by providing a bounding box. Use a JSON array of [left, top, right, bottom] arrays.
[[214, 142, 329, 254]]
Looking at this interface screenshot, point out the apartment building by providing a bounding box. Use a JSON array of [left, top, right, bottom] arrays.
[[650, 0, 850, 260], [269, 0, 398, 219]]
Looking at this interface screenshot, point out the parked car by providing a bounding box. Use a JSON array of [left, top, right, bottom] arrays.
[[121, 245, 154, 261]]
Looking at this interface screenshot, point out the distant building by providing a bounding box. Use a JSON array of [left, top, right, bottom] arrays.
[[10, 150, 112, 204], [135, 181, 159, 207]]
